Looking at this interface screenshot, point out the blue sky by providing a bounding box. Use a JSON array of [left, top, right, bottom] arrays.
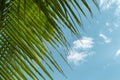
[[51, 0, 120, 80]]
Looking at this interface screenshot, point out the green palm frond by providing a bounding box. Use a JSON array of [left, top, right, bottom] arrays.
[[0, 0, 98, 80]]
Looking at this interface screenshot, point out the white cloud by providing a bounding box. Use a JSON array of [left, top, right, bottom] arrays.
[[105, 22, 110, 26], [73, 37, 94, 50], [100, 0, 120, 16], [114, 5, 120, 16], [99, 34, 111, 43], [116, 0, 120, 5], [114, 49, 120, 64], [100, 0, 116, 10], [67, 50, 95, 65], [67, 37, 94, 65], [114, 23, 119, 28], [67, 50, 87, 65], [100, 0, 106, 6], [116, 49, 120, 56], [108, 28, 113, 33], [107, 23, 120, 33], [100, 0, 120, 11]]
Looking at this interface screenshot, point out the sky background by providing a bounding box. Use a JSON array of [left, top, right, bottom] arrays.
[[51, 0, 120, 80]]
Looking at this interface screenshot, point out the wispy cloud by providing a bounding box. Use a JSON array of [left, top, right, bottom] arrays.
[[73, 37, 94, 50], [115, 0, 120, 5], [99, 34, 111, 43], [114, 5, 120, 16], [100, 0, 115, 10], [67, 50, 87, 65], [113, 49, 120, 63], [100, 0, 120, 14], [67, 37, 94, 65], [114, 23, 119, 28], [105, 22, 110, 26], [108, 28, 113, 33], [116, 49, 120, 56]]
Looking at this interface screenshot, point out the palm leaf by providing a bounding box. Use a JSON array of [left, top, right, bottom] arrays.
[[0, 0, 98, 79]]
